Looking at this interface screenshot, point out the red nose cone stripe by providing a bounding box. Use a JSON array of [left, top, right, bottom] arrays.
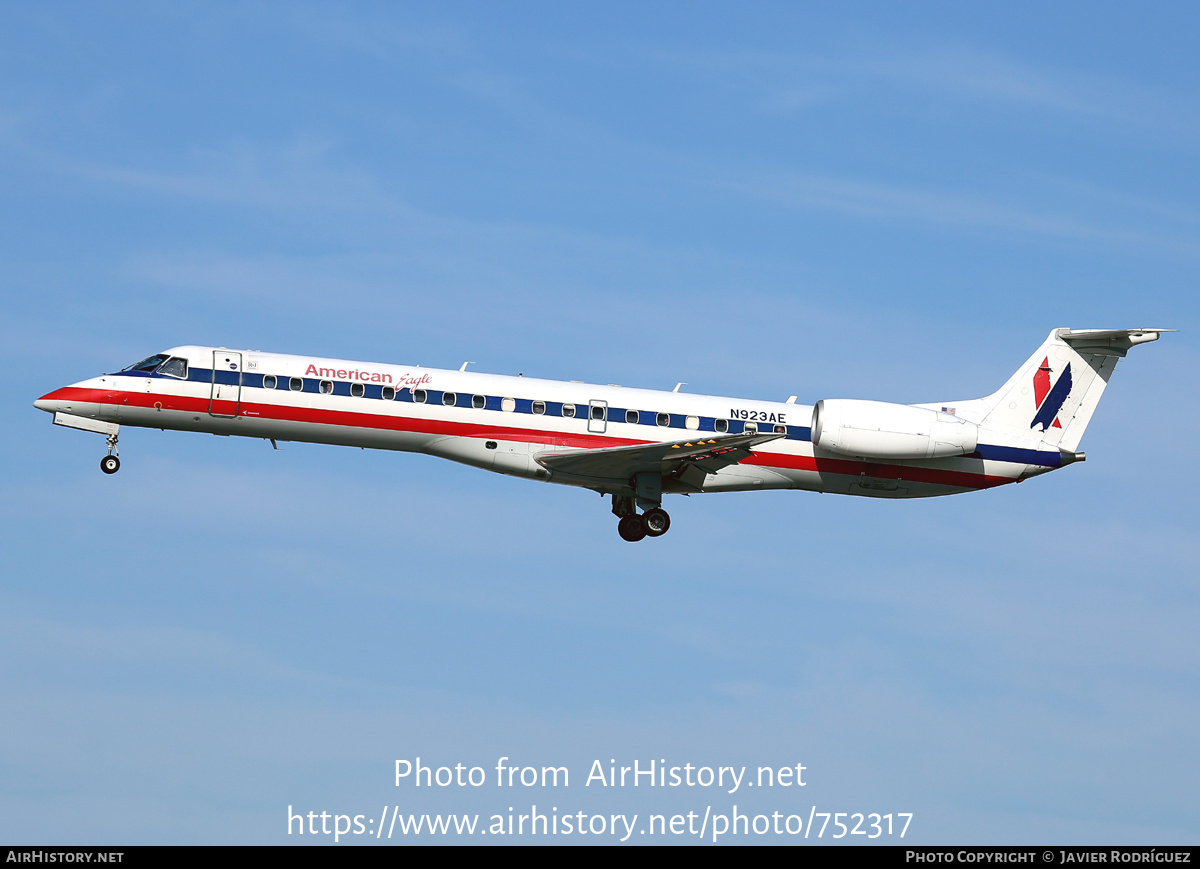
[[38, 387, 77, 403]]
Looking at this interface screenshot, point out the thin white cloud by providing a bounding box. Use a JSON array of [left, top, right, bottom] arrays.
[[0, 614, 308, 684], [861, 44, 1131, 117], [726, 170, 1200, 257], [72, 137, 405, 216], [647, 40, 1200, 138]]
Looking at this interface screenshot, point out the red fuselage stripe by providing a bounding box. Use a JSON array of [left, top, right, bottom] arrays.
[[42, 386, 1014, 490]]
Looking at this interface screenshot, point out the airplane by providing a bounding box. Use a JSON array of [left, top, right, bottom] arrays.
[[33, 327, 1167, 541]]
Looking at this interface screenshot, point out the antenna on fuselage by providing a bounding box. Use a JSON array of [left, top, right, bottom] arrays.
[[673, 382, 686, 393], [460, 361, 473, 371]]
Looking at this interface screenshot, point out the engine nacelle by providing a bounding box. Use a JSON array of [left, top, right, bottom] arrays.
[[811, 399, 978, 460]]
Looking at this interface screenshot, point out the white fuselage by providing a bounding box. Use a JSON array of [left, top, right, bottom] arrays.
[[34, 345, 1037, 499]]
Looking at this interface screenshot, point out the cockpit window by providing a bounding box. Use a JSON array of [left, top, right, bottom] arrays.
[[123, 354, 170, 373], [158, 357, 188, 379]]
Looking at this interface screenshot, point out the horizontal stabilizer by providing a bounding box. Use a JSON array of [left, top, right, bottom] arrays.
[[1058, 328, 1173, 357]]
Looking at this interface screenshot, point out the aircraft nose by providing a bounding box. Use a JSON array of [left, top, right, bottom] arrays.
[[34, 387, 79, 414], [34, 393, 61, 413], [35, 378, 110, 421]]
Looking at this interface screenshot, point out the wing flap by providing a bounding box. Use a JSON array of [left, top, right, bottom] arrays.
[[535, 431, 785, 482]]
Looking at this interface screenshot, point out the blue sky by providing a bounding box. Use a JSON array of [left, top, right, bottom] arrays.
[[2, 2, 1197, 844]]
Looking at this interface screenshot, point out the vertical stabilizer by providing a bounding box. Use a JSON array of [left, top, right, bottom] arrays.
[[977, 328, 1167, 452]]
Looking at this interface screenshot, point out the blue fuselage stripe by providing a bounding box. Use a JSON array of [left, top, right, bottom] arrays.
[[117, 368, 1056, 465], [974, 444, 1062, 467], [112, 367, 816, 441]]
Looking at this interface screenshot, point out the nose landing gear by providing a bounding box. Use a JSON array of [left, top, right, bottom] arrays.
[[100, 432, 120, 474]]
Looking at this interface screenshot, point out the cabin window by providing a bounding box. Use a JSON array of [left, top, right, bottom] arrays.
[[625, 410, 639, 424], [319, 380, 334, 395], [382, 386, 396, 400], [289, 377, 303, 391], [562, 404, 576, 418], [656, 412, 670, 427], [158, 357, 188, 379], [774, 424, 787, 434], [263, 374, 277, 389], [685, 415, 699, 430], [413, 389, 427, 404], [745, 422, 758, 434], [442, 392, 457, 406], [501, 397, 516, 412], [351, 383, 365, 398], [532, 400, 546, 415], [590, 405, 605, 420], [715, 419, 728, 433], [472, 394, 486, 409]]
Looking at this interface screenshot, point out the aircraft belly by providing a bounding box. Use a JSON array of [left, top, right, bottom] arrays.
[[424, 435, 496, 471], [812, 465, 992, 499], [113, 405, 433, 452], [427, 435, 544, 478], [698, 465, 794, 492]]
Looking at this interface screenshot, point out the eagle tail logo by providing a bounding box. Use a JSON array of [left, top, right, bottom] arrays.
[[1030, 357, 1072, 432]]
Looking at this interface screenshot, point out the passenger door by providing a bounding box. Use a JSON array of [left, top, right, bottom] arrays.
[[209, 351, 243, 418]]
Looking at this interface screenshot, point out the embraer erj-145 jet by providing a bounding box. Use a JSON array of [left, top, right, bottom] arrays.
[[35, 328, 1166, 541]]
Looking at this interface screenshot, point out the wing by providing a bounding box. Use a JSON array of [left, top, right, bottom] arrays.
[[535, 431, 785, 487]]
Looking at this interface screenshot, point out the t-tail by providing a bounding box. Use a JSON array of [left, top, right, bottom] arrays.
[[942, 328, 1171, 463]]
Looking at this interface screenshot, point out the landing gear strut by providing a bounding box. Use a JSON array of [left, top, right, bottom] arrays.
[[100, 432, 120, 474]]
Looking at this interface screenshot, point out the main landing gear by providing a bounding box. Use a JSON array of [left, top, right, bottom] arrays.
[[617, 514, 646, 542], [100, 432, 120, 474], [612, 494, 672, 543]]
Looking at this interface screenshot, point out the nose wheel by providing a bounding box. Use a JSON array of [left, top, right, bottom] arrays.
[[100, 432, 120, 474]]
